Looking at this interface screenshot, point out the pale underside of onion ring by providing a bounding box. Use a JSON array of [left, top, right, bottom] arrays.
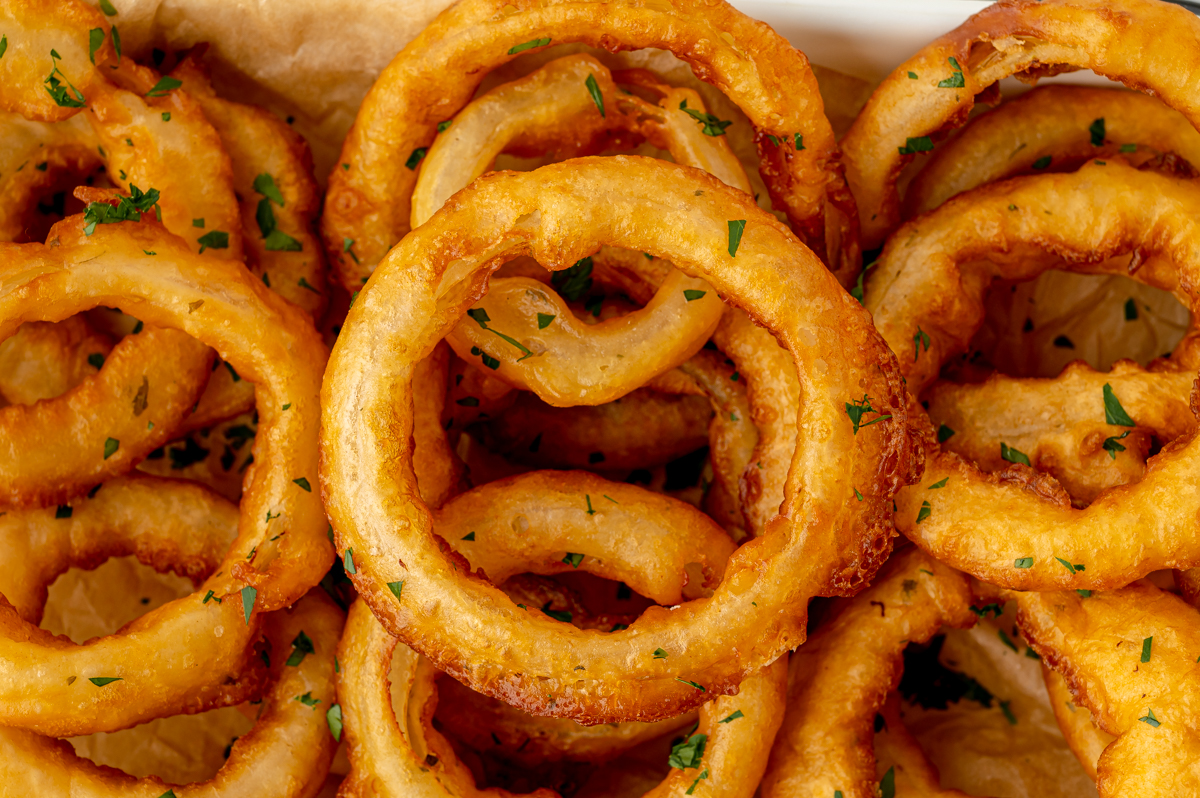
[[1043, 666, 1114, 783], [866, 161, 1200, 590], [321, 156, 913, 722], [843, 0, 1200, 250]]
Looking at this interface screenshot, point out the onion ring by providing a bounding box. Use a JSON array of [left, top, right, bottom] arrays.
[[436, 470, 735, 606], [336, 598, 788, 798], [0, 319, 213, 509], [0, 589, 342, 793], [906, 86, 1200, 219], [433, 56, 736, 406], [1015, 582, 1200, 794], [433, 672, 696, 767], [323, 0, 857, 290], [760, 548, 974, 798], [0, 474, 265, 735], [842, 0, 1200, 249], [0, 0, 115, 122], [322, 156, 914, 721], [172, 52, 328, 319], [865, 160, 1200, 590], [0, 213, 332, 732]]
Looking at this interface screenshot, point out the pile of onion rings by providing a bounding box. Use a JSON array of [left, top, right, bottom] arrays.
[[4, 0, 1200, 794]]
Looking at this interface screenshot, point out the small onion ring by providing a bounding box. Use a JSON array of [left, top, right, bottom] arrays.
[[0, 474, 263, 735], [866, 160, 1200, 590], [434, 56, 735, 406], [438, 470, 735, 606], [0, 212, 331, 635], [760, 548, 974, 798], [321, 156, 913, 722], [323, 0, 857, 290], [336, 598, 788, 798], [906, 86, 1200, 219], [843, 0, 1200, 249], [1015, 582, 1200, 795], [0, 590, 342, 794]]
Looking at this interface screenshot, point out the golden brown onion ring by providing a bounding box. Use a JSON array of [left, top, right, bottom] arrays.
[[0, 316, 112, 405], [0, 474, 264, 734], [486, 387, 712, 471], [322, 156, 914, 722], [89, 60, 244, 261], [926, 360, 1195, 506], [437, 470, 735, 606], [0, 0, 115, 122], [1016, 583, 1200, 795], [0, 214, 331, 611], [0, 322, 213, 509], [906, 86, 1200, 219], [435, 57, 735, 405], [0, 589, 341, 794], [323, 0, 856, 290], [760, 548, 974, 798], [336, 598, 787, 798], [172, 52, 328, 319], [843, 0, 1200, 249], [866, 161, 1200, 590]]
